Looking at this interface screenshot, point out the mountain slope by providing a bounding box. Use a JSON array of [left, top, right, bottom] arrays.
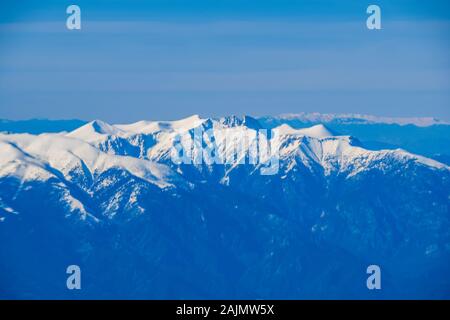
[[258, 113, 450, 165]]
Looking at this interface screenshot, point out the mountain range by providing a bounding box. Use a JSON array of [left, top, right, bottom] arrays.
[[2, 113, 449, 165], [0, 114, 449, 299]]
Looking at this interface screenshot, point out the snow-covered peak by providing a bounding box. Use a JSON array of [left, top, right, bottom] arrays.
[[172, 114, 205, 130], [277, 132, 448, 176], [116, 115, 206, 134], [216, 115, 262, 130], [115, 115, 263, 136], [67, 120, 124, 141], [3, 115, 447, 190], [276, 124, 334, 138], [114, 120, 156, 134], [0, 133, 178, 188], [0, 138, 54, 181]]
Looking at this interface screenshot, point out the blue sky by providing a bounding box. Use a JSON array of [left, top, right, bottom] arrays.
[[0, 0, 449, 122]]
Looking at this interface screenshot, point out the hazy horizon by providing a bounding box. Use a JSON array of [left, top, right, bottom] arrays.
[[1, 0, 449, 122]]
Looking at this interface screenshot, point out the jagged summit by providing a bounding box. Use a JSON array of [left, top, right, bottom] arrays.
[[1, 114, 446, 189], [216, 115, 262, 129]]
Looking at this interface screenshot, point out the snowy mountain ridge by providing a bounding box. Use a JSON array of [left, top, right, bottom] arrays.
[[67, 115, 450, 175], [0, 132, 178, 188], [1, 114, 450, 299], [1, 115, 447, 187]]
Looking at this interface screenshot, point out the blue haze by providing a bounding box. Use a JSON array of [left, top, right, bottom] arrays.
[[0, 0, 449, 122]]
